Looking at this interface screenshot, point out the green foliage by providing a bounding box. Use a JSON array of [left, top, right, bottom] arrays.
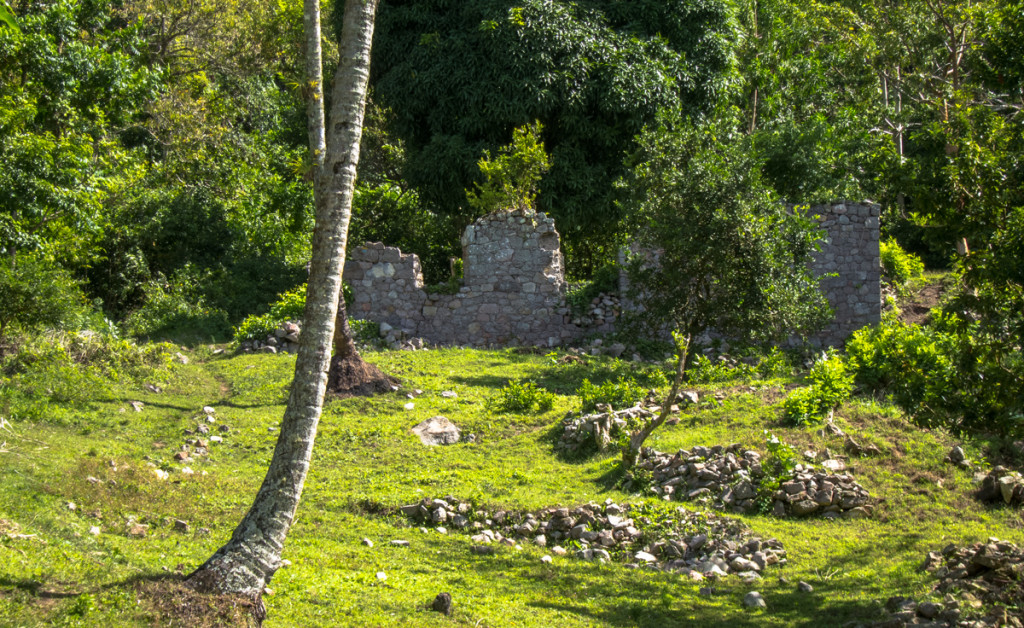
[[466, 121, 550, 215], [880, 239, 925, 294], [576, 377, 646, 414], [0, 255, 99, 335], [366, 0, 734, 275], [122, 269, 232, 344], [566, 262, 620, 314], [757, 431, 798, 511], [488, 380, 555, 413], [782, 352, 853, 425], [233, 283, 307, 342], [621, 112, 832, 358]]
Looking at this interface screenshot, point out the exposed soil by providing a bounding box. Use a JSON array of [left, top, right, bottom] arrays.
[[898, 281, 945, 326], [326, 354, 399, 398], [135, 579, 261, 627]]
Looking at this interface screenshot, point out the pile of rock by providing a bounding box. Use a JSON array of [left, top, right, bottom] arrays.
[[238, 321, 301, 355], [556, 392, 699, 456], [377, 322, 427, 351], [570, 293, 621, 330], [636, 445, 873, 519], [975, 467, 1024, 506], [555, 405, 654, 455], [398, 496, 787, 580], [874, 539, 1024, 627]]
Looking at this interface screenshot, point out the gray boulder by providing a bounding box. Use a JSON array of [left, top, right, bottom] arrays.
[[411, 416, 461, 446]]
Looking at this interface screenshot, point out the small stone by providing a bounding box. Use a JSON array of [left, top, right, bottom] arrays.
[[541, 555, 553, 564], [129, 401, 144, 412], [375, 571, 387, 581], [391, 540, 410, 547], [202, 406, 215, 415], [404, 402, 415, 410], [440, 391, 458, 399], [634, 551, 657, 563], [128, 523, 148, 538], [551, 546, 567, 556], [362, 538, 374, 547], [431, 592, 453, 615], [173, 519, 189, 532], [88, 526, 101, 536], [797, 581, 814, 593], [743, 591, 767, 609]]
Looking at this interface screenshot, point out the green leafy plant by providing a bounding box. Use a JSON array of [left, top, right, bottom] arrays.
[[488, 380, 556, 413], [576, 377, 646, 414], [880, 239, 925, 294], [466, 121, 550, 215], [782, 352, 854, 425], [0, 255, 100, 336], [757, 431, 798, 512]]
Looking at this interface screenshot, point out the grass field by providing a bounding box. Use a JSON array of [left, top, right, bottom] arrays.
[[1, 337, 1021, 627]]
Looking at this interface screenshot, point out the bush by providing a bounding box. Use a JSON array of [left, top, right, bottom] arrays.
[[122, 268, 231, 343], [782, 352, 853, 425], [880, 239, 925, 294], [488, 380, 556, 413], [233, 284, 308, 342], [0, 255, 99, 336], [577, 377, 646, 414]]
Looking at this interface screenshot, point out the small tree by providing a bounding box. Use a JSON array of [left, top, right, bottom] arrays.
[[466, 121, 550, 215], [618, 113, 831, 469]]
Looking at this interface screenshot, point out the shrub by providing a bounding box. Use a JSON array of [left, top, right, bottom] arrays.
[[880, 239, 925, 294], [233, 284, 308, 342], [488, 380, 556, 413], [577, 377, 646, 414], [782, 352, 853, 425], [0, 255, 99, 336], [122, 269, 231, 343]]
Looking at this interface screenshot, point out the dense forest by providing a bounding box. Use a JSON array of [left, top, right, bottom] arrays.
[[2, 0, 1021, 433]]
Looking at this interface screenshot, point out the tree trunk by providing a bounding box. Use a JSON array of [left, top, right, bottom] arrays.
[[185, 0, 379, 609], [622, 332, 691, 470]]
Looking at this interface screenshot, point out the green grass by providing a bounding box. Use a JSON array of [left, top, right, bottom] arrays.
[[1, 344, 1021, 627]]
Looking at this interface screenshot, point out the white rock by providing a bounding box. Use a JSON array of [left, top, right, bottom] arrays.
[[541, 555, 553, 564]]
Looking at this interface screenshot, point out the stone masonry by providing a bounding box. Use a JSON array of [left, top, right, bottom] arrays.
[[344, 203, 881, 348], [344, 209, 572, 347], [804, 201, 882, 346]]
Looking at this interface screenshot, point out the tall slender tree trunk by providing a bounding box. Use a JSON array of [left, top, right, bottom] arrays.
[[185, 0, 379, 610]]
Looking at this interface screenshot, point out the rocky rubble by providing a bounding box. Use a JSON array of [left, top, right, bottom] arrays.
[[570, 292, 622, 330], [239, 321, 302, 354], [975, 467, 1024, 506], [555, 391, 698, 456], [398, 496, 788, 581], [634, 445, 873, 519], [871, 539, 1024, 627]]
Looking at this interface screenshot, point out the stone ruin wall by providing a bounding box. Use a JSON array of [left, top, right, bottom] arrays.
[[345, 209, 575, 347], [805, 201, 882, 347], [344, 202, 881, 349]]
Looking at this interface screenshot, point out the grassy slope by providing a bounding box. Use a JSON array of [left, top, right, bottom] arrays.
[[1, 345, 1021, 627]]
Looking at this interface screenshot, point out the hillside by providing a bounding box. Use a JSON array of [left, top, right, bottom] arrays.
[[1, 344, 1021, 627]]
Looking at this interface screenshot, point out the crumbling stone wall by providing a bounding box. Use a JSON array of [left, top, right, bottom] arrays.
[[344, 202, 881, 349], [805, 201, 882, 346], [345, 209, 573, 347]]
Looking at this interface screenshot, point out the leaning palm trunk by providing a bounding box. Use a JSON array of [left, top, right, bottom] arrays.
[[186, 0, 379, 608]]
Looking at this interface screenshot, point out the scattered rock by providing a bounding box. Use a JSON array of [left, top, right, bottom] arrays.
[[743, 591, 767, 609], [173, 519, 189, 532], [411, 416, 461, 446], [541, 555, 553, 564], [977, 467, 1024, 505], [362, 538, 374, 547], [431, 592, 453, 616], [88, 526, 101, 536], [440, 391, 458, 399], [798, 581, 814, 593], [129, 401, 144, 412], [375, 571, 387, 581], [390, 540, 410, 547]]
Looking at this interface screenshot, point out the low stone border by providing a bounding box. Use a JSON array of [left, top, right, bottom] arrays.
[[398, 496, 787, 581]]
